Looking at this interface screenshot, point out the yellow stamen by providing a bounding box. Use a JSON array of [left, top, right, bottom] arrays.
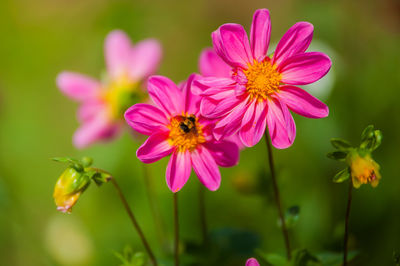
[[243, 59, 282, 101], [349, 154, 381, 188], [168, 114, 205, 152]]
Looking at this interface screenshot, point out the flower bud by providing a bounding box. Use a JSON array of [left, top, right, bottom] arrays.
[[348, 152, 381, 188], [53, 167, 90, 213]]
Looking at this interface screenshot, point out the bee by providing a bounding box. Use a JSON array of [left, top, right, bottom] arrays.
[[179, 115, 196, 133]]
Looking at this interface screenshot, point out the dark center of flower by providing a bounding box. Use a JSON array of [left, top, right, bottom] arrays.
[[168, 114, 205, 152]]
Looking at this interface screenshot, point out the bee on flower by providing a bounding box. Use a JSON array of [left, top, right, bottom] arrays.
[[124, 74, 239, 192], [194, 9, 331, 148], [57, 30, 162, 148]]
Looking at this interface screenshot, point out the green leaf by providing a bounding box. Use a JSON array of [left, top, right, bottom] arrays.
[[258, 252, 288, 265], [292, 249, 320, 266], [327, 151, 348, 161], [316, 250, 358, 266], [361, 125, 374, 142], [330, 138, 352, 151], [333, 168, 350, 183], [284, 206, 300, 229], [52, 157, 79, 164], [371, 130, 382, 151]]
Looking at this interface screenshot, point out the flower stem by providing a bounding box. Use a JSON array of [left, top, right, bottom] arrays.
[[110, 178, 157, 266], [173, 192, 179, 266], [264, 132, 291, 260], [199, 185, 208, 245], [343, 180, 353, 266], [142, 164, 167, 246]]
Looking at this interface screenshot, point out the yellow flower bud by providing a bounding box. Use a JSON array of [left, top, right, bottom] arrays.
[[348, 153, 381, 189], [53, 167, 90, 213]]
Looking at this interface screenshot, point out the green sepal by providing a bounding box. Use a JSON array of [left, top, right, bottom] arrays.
[[330, 138, 352, 151], [284, 205, 300, 229], [333, 168, 350, 183], [361, 125, 374, 142], [60, 167, 91, 195], [80, 157, 93, 167], [52, 157, 83, 171], [86, 167, 112, 186], [360, 129, 382, 151], [327, 151, 348, 161]]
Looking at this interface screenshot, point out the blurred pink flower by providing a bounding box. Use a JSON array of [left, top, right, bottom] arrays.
[[198, 48, 245, 150], [195, 9, 331, 149], [245, 258, 259, 266], [125, 75, 239, 192], [57, 30, 162, 148]]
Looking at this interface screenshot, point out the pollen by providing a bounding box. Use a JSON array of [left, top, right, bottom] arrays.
[[168, 114, 205, 152], [243, 59, 282, 101]]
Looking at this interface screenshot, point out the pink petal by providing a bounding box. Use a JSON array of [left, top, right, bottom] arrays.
[[212, 24, 253, 68], [129, 39, 162, 81], [147, 76, 184, 116], [104, 30, 133, 79], [205, 141, 239, 167], [273, 22, 314, 66], [199, 48, 231, 78], [266, 97, 296, 149], [73, 115, 120, 149], [240, 100, 268, 147], [250, 9, 271, 61], [137, 131, 173, 163], [279, 52, 332, 85], [57, 72, 100, 101], [166, 151, 191, 192], [77, 100, 105, 122], [124, 103, 168, 135], [213, 99, 249, 140], [191, 146, 221, 191], [246, 258, 260, 266], [278, 85, 329, 118], [183, 74, 202, 115], [200, 89, 241, 118]]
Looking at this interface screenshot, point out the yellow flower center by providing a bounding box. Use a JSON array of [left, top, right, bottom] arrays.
[[102, 75, 141, 119], [243, 59, 282, 101], [350, 155, 381, 188], [168, 114, 206, 152]]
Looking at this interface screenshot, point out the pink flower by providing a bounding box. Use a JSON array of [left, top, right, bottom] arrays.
[[124, 74, 239, 192], [195, 9, 331, 149], [57, 30, 162, 148], [198, 48, 245, 149], [246, 258, 260, 266]]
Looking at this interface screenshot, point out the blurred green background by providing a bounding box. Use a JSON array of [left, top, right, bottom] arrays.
[[0, 0, 399, 265]]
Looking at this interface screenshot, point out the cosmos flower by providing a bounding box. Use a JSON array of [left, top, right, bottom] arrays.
[[124, 74, 239, 192], [195, 9, 331, 148], [57, 30, 162, 148]]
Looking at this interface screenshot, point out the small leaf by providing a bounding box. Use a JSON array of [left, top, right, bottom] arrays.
[[284, 205, 300, 229], [292, 249, 319, 266], [361, 125, 374, 142], [333, 168, 350, 183], [330, 138, 352, 151], [371, 130, 382, 151], [52, 157, 79, 164], [327, 151, 348, 161], [316, 250, 358, 266]]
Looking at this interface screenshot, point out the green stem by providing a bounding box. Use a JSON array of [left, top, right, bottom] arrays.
[[264, 132, 291, 260], [173, 193, 179, 266], [110, 178, 157, 266]]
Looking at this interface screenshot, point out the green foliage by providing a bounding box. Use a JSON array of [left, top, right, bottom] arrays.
[[332, 168, 350, 183], [284, 206, 300, 229], [330, 138, 352, 151], [114, 246, 147, 266], [326, 151, 348, 161]]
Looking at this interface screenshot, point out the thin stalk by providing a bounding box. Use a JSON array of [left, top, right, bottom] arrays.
[[199, 185, 208, 244], [110, 178, 157, 266], [173, 193, 179, 266], [343, 180, 353, 266], [264, 132, 291, 260], [142, 164, 167, 246]]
